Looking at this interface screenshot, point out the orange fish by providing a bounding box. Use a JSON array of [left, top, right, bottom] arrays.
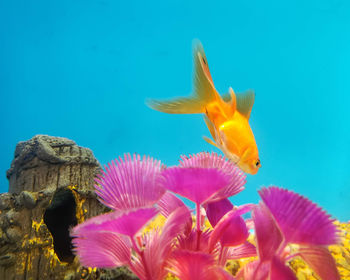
[[147, 41, 261, 174]]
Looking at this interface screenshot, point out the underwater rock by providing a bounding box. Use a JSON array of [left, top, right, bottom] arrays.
[[5, 226, 23, 243], [0, 253, 15, 267], [100, 267, 140, 280], [19, 190, 37, 209], [0, 193, 12, 210], [0, 135, 138, 280], [7, 134, 100, 194], [4, 209, 20, 225]]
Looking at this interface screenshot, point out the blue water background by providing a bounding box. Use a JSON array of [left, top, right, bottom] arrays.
[[1, 0, 349, 221]]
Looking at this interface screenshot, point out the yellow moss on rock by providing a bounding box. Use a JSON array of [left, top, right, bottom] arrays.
[[327, 221, 350, 280], [164, 272, 179, 280], [287, 222, 350, 280], [144, 214, 167, 232], [68, 185, 86, 224]]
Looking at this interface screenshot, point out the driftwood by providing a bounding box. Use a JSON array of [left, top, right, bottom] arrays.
[[0, 135, 138, 280]]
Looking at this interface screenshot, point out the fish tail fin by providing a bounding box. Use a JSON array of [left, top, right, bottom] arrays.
[[146, 40, 218, 114], [192, 39, 218, 105], [146, 96, 204, 114]]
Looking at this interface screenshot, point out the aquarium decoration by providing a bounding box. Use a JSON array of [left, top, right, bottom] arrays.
[[71, 152, 342, 280], [0, 135, 136, 280]]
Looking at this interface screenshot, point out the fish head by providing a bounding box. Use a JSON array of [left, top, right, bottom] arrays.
[[221, 147, 261, 175], [239, 158, 261, 174], [238, 150, 261, 175], [218, 121, 261, 175]]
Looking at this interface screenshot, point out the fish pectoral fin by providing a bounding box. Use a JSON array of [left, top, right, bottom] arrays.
[[220, 137, 240, 164], [228, 152, 240, 164], [236, 89, 255, 119], [239, 148, 250, 162], [146, 97, 204, 114], [203, 136, 219, 148]]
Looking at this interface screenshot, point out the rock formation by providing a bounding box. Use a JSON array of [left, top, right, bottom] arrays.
[[0, 135, 138, 280], [6, 135, 99, 194]]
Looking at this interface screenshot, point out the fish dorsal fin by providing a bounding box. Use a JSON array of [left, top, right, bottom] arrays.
[[192, 40, 217, 104], [219, 88, 237, 116], [221, 92, 231, 103], [236, 89, 255, 119], [228, 87, 237, 112], [214, 88, 236, 119]]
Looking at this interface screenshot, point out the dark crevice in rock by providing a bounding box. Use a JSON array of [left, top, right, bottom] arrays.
[[43, 188, 77, 263]]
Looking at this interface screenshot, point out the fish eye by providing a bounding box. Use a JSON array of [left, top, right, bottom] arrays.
[[255, 159, 260, 167]]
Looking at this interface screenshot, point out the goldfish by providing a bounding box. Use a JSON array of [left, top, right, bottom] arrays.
[[147, 41, 261, 175]]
